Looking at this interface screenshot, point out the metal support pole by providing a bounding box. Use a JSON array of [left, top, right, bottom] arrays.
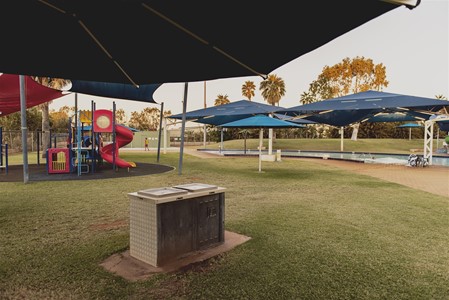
[[19, 75, 29, 183], [424, 120, 434, 165], [37, 130, 40, 165], [0, 126, 3, 167], [112, 102, 116, 170], [4, 144, 8, 174], [157, 102, 164, 162], [203, 81, 207, 148], [178, 83, 188, 175], [259, 129, 263, 172], [220, 128, 224, 153], [74, 93, 78, 145], [91, 101, 96, 174], [77, 112, 82, 176], [163, 117, 167, 154]]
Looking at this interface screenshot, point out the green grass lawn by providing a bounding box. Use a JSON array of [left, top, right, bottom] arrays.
[[1, 147, 448, 299], [203, 138, 440, 154]]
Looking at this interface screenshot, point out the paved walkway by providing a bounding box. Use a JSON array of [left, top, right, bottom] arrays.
[[184, 148, 449, 198], [300, 158, 449, 198]]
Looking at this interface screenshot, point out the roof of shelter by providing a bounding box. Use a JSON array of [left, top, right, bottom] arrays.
[[0, 74, 161, 117], [0, 1, 417, 85], [0, 74, 65, 116], [219, 114, 306, 129], [170, 100, 284, 126], [276, 90, 449, 127]]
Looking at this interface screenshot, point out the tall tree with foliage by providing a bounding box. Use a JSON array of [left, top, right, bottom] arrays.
[[259, 74, 286, 144], [241, 81, 256, 101], [49, 106, 73, 133], [259, 74, 286, 106], [33, 77, 70, 157], [115, 108, 127, 125], [214, 94, 231, 106], [128, 107, 172, 131], [300, 56, 389, 140], [299, 77, 334, 104]]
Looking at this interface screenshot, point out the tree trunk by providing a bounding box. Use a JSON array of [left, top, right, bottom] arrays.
[[41, 103, 50, 158], [351, 123, 360, 141]]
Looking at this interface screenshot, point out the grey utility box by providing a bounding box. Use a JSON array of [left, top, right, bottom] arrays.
[[128, 183, 225, 267]]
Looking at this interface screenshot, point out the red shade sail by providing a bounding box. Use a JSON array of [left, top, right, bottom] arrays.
[[0, 74, 64, 117]]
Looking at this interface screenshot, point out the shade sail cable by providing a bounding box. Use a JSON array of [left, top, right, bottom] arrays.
[[39, 0, 138, 87], [141, 3, 266, 79]]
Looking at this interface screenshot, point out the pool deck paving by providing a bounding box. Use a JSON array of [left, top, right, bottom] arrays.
[[300, 157, 449, 198]]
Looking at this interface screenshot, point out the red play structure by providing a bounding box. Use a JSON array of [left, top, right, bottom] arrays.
[[94, 109, 136, 169], [47, 148, 70, 174], [100, 123, 136, 168]]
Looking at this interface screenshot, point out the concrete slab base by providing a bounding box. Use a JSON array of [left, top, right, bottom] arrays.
[[100, 230, 251, 281]]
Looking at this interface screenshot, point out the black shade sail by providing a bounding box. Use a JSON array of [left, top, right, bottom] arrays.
[[0, 1, 419, 85]]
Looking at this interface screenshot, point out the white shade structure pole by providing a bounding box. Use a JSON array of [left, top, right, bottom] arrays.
[[340, 126, 344, 152]]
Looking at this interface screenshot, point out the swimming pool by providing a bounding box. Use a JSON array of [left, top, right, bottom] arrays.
[[199, 149, 449, 167]]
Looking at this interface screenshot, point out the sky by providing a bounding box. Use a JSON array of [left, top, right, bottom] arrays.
[[51, 0, 448, 119]]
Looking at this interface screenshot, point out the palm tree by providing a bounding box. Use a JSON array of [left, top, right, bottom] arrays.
[[259, 74, 286, 146], [33, 77, 70, 158], [241, 80, 256, 101], [214, 94, 231, 106], [259, 74, 286, 106]]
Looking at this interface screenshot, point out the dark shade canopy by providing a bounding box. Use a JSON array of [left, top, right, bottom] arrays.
[[68, 80, 161, 103], [0, 75, 161, 117], [273, 113, 317, 124], [366, 111, 429, 122], [276, 90, 449, 127], [429, 114, 449, 132], [397, 123, 423, 128], [219, 114, 306, 129], [170, 100, 284, 125], [0, 1, 419, 85], [0, 74, 65, 116]]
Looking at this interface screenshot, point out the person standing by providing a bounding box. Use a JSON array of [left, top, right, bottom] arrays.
[[144, 137, 149, 151]]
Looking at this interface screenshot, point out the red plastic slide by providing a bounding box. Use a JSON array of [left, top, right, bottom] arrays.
[[100, 124, 136, 168]]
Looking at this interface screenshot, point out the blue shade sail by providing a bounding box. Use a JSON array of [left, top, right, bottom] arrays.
[[276, 90, 449, 127], [219, 114, 306, 129], [69, 80, 161, 103], [170, 100, 284, 126]]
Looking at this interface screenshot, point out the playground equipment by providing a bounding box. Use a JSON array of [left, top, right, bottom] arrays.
[[100, 124, 136, 168], [0, 127, 9, 174], [46, 104, 136, 176], [94, 109, 136, 170], [46, 148, 70, 174]]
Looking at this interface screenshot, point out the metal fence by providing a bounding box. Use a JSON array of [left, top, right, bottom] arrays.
[[0, 130, 69, 154]]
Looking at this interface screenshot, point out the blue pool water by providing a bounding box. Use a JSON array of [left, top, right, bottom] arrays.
[[200, 149, 449, 167]]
